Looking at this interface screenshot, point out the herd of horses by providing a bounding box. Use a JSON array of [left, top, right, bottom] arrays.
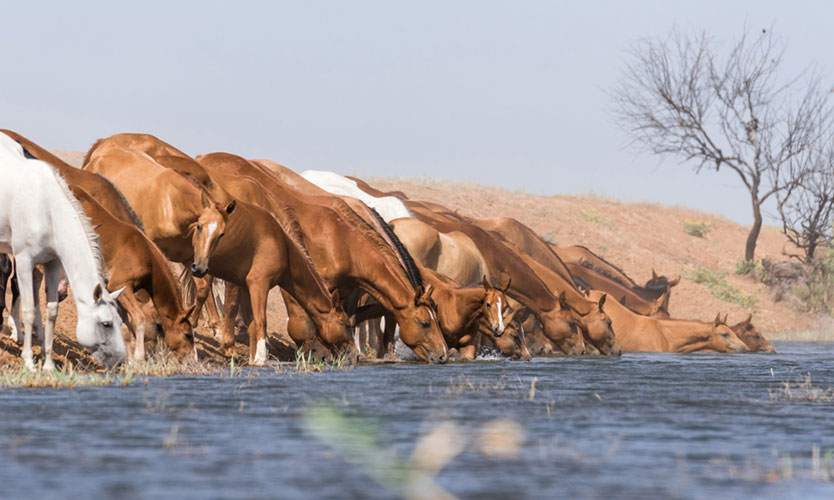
[[0, 130, 775, 371]]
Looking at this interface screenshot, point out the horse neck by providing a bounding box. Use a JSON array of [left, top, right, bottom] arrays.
[[431, 277, 485, 336], [47, 190, 104, 308], [658, 320, 713, 353], [147, 239, 185, 323], [278, 220, 334, 318]]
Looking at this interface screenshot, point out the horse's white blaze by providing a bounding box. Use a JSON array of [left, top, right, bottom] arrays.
[[497, 297, 505, 333], [201, 221, 219, 259]]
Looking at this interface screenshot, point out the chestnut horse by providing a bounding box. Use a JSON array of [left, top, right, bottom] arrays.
[[149, 154, 355, 360], [731, 314, 775, 353], [564, 261, 671, 318], [84, 146, 234, 278], [587, 290, 749, 353], [194, 153, 448, 364], [87, 144, 352, 365], [552, 244, 679, 303], [71, 187, 197, 361]]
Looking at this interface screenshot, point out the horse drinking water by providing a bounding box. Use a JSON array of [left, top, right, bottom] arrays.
[[0, 135, 126, 370]]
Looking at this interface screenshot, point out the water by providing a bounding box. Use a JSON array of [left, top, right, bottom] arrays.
[[2, 342, 834, 500]]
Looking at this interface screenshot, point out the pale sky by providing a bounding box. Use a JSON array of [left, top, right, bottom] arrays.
[[2, 1, 831, 224]]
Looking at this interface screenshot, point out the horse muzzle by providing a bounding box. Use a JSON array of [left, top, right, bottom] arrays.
[[190, 263, 208, 278]]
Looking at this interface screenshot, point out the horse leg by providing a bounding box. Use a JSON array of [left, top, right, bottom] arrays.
[[221, 283, 241, 357], [246, 279, 270, 366], [9, 268, 21, 343], [14, 257, 36, 371], [41, 260, 63, 371], [31, 267, 44, 342], [118, 286, 148, 362], [202, 276, 224, 337], [190, 275, 216, 334]]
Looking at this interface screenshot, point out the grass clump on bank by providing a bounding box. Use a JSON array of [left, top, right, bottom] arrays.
[[684, 264, 757, 309], [683, 220, 714, 238]]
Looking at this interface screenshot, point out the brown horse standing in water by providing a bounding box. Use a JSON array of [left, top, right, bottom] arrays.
[[587, 290, 749, 353], [194, 153, 448, 364], [71, 187, 196, 361], [730, 315, 775, 353], [563, 261, 672, 318]]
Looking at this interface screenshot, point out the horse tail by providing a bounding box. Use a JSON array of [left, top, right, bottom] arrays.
[[83, 138, 106, 166], [366, 207, 423, 290]]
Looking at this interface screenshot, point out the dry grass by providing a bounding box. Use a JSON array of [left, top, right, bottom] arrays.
[[769, 372, 834, 403]]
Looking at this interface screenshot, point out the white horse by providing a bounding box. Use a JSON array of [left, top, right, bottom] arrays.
[[300, 170, 412, 222], [0, 133, 126, 370]]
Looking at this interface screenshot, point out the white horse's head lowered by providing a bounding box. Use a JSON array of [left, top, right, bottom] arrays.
[[75, 283, 127, 367]]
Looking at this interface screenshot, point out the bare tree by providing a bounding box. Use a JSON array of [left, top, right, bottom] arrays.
[[776, 139, 834, 262], [611, 27, 831, 261]]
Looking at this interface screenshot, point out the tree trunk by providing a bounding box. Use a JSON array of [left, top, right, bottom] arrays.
[[745, 197, 763, 261]]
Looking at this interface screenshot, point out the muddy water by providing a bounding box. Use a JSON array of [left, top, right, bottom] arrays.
[[2, 342, 834, 499]]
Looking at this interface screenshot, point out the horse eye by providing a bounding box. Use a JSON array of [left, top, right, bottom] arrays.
[[102, 321, 113, 329], [219, 232, 225, 238], [721, 333, 729, 338], [421, 321, 430, 328], [486, 303, 491, 308], [197, 224, 203, 232]]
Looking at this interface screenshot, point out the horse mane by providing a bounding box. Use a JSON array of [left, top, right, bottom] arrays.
[[365, 206, 422, 290], [96, 175, 146, 233], [83, 138, 105, 166], [48, 164, 107, 284], [330, 200, 423, 290], [578, 259, 631, 288]]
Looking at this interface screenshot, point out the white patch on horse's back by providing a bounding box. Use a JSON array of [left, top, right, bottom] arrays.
[[300, 170, 411, 222]]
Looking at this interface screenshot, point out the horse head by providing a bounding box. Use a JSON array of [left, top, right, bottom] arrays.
[[732, 314, 775, 353], [164, 303, 198, 361], [708, 313, 750, 353], [539, 291, 585, 355], [578, 293, 622, 356], [190, 189, 236, 277], [398, 284, 449, 364], [481, 276, 512, 337], [77, 283, 127, 368]]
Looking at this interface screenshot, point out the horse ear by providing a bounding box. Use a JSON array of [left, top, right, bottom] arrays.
[[743, 313, 753, 328], [108, 286, 126, 301], [200, 189, 212, 209], [558, 291, 568, 309], [501, 277, 511, 292], [714, 313, 722, 326], [721, 313, 728, 324], [414, 285, 425, 306], [598, 293, 606, 310], [330, 289, 341, 308], [652, 268, 658, 282], [669, 275, 681, 287], [225, 200, 236, 215], [423, 283, 434, 300], [482, 275, 492, 290], [93, 283, 103, 302]]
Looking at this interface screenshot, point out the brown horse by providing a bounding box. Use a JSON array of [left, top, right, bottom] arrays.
[[730, 314, 775, 353], [552, 244, 680, 302], [405, 202, 604, 355], [148, 154, 355, 360], [194, 153, 448, 364], [564, 261, 671, 317], [587, 290, 749, 353], [71, 187, 196, 361], [84, 146, 234, 278]]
